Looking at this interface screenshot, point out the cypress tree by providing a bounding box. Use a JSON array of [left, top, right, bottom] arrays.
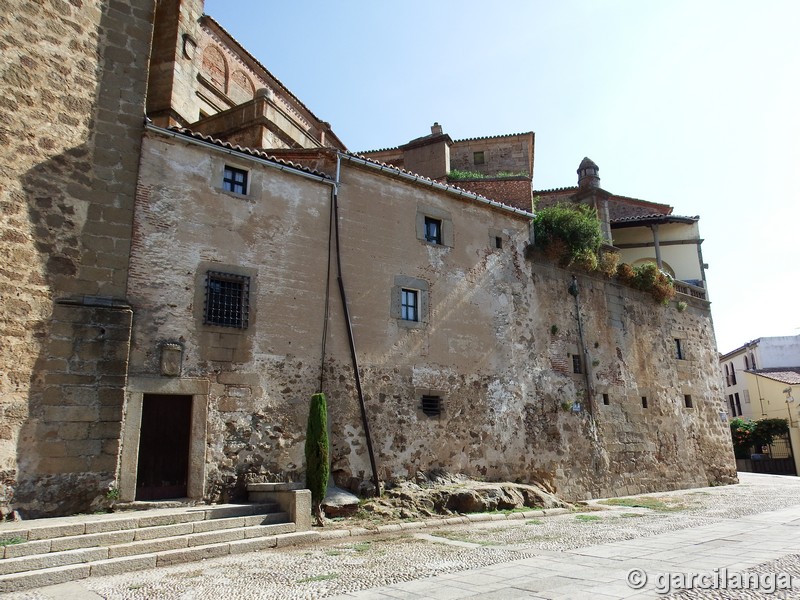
[[305, 392, 329, 525]]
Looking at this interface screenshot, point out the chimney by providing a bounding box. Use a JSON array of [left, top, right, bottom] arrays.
[[431, 122, 443, 135], [577, 157, 600, 189]]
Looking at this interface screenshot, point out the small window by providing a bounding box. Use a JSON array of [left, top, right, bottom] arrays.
[[750, 353, 756, 369], [744, 355, 750, 370], [684, 394, 693, 408], [642, 396, 648, 408], [424, 217, 442, 245], [473, 151, 485, 165], [602, 393, 610, 406], [204, 271, 250, 328], [572, 354, 582, 374], [728, 395, 736, 416], [674, 339, 684, 360], [223, 165, 248, 194], [729, 363, 736, 385], [724, 364, 730, 386], [494, 236, 503, 249], [420, 395, 443, 417], [734, 393, 741, 415], [400, 288, 418, 322]]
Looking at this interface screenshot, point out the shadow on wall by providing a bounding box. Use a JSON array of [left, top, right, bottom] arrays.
[[8, 0, 154, 518]]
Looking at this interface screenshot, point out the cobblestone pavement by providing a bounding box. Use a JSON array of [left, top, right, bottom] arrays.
[[11, 472, 800, 599]]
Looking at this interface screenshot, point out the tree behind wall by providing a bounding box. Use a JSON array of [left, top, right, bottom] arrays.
[[305, 392, 329, 525]]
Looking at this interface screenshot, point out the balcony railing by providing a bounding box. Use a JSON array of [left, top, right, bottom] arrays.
[[674, 280, 707, 300]]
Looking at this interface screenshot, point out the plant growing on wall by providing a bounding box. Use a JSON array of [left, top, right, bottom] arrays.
[[533, 203, 603, 267], [631, 262, 676, 304], [305, 392, 330, 526]]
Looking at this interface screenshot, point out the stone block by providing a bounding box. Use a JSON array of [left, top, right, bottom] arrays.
[[192, 517, 245, 533], [155, 543, 231, 566], [133, 522, 194, 541], [228, 536, 277, 554], [107, 536, 187, 558], [244, 523, 294, 538], [243, 512, 288, 527], [90, 554, 157, 577], [84, 517, 138, 535], [187, 528, 244, 547], [0, 564, 90, 594], [27, 523, 86, 541], [0, 546, 107, 576], [4, 539, 51, 559], [135, 512, 205, 528], [50, 529, 135, 552], [376, 524, 402, 534], [274, 531, 320, 548]]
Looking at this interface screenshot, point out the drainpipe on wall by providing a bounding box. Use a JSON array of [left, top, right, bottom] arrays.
[[569, 275, 596, 416], [331, 154, 381, 496]]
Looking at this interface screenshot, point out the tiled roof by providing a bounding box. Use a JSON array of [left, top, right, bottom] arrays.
[[611, 214, 698, 225], [749, 368, 800, 385], [161, 126, 331, 179]]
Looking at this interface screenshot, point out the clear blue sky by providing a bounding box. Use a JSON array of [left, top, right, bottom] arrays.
[[205, 0, 800, 355]]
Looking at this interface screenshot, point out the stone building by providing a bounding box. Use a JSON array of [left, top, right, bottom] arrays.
[[0, 0, 736, 518]]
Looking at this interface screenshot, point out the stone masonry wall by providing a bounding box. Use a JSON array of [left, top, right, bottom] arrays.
[[128, 137, 735, 505], [449, 177, 533, 213], [0, 0, 154, 516], [450, 134, 534, 177]]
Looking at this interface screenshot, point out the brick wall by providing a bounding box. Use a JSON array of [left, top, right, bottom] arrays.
[[449, 177, 533, 212]]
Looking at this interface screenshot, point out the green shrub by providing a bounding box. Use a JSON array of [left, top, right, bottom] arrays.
[[305, 393, 330, 525], [630, 262, 675, 304], [597, 251, 620, 278], [752, 418, 789, 449], [534, 203, 603, 267]]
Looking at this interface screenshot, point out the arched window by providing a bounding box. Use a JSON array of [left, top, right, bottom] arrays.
[[750, 353, 756, 369], [744, 355, 750, 370], [730, 363, 737, 385], [230, 70, 255, 103], [202, 45, 228, 92], [724, 364, 730, 386]]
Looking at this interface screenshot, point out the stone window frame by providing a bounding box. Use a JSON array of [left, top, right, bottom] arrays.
[[415, 206, 454, 248], [473, 151, 485, 165], [195, 263, 257, 334], [214, 156, 258, 199], [390, 275, 429, 329], [674, 338, 685, 360], [204, 271, 250, 329]]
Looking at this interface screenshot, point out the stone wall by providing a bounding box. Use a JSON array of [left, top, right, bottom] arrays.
[[0, 0, 154, 516], [449, 177, 533, 213], [126, 132, 735, 505], [450, 133, 534, 177]]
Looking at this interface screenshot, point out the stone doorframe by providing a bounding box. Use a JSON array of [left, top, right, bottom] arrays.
[[119, 377, 209, 503]]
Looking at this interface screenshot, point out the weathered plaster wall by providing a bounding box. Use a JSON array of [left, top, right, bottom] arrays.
[[449, 134, 534, 177], [0, 0, 154, 516], [127, 135, 735, 505]]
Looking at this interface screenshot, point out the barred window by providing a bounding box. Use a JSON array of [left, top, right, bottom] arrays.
[[420, 395, 443, 417], [204, 271, 250, 328]]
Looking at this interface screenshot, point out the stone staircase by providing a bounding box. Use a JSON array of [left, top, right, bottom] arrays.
[[0, 499, 315, 593]]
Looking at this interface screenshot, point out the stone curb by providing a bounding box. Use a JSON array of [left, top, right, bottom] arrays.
[[312, 507, 572, 541]]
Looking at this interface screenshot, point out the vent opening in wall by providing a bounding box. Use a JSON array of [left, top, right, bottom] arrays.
[[642, 396, 648, 408], [602, 393, 610, 405], [684, 394, 693, 408], [420, 395, 443, 417]]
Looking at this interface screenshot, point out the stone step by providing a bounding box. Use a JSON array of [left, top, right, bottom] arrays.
[[0, 529, 321, 593], [0, 522, 296, 577], [0, 502, 280, 551]]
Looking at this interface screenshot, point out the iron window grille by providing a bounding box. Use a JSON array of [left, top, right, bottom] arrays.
[[401, 288, 418, 322], [420, 395, 443, 417], [572, 354, 582, 374], [204, 271, 250, 328], [424, 217, 442, 245], [223, 165, 248, 194]]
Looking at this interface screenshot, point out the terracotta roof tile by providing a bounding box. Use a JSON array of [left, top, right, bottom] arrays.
[[749, 368, 800, 385]]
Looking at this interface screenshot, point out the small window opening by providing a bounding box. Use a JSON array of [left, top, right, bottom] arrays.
[[473, 151, 485, 165], [420, 395, 442, 417], [642, 396, 648, 408], [400, 288, 419, 322], [602, 393, 610, 406], [204, 271, 250, 328], [223, 165, 248, 194], [494, 236, 503, 249], [674, 338, 684, 360], [572, 354, 582, 374], [424, 217, 442, 245], [684, 394, 693, 408]]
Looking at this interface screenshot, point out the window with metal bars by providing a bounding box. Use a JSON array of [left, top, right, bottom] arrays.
[[204, 271, 249, 328], [223, 165, 248, 195], [572, 354, 582, 374], [420, 395, 442, 417]]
